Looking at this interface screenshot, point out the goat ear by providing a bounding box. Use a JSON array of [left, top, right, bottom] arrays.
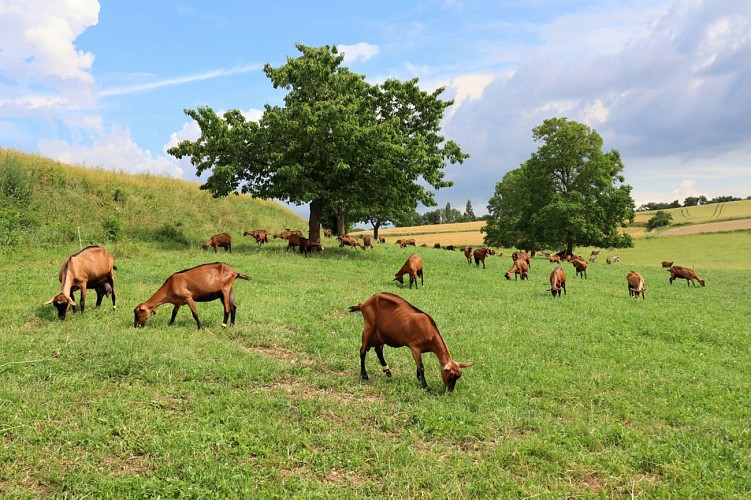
[[442, 363, 451, 371], [458, 362, 474, 368]]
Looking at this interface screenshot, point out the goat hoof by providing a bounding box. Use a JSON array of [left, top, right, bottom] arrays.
[[361, 374, 369, 381], [384, 370, 392, 377], [221, 323, 227, 328]]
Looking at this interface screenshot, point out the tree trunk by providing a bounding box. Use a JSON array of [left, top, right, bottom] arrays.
[[372, 221, 381, 240], [566, 238, 574, 256], [335, 208, 346, 236], [308, 199, 322, 242]]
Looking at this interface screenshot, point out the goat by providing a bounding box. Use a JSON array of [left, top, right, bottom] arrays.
[[243, 229, 268, 246], [668, 265, 705, 287], [45, 246, 116, 319], [512, 251, 532, 267], [548, 266, 566, 297], [627, 271, 646, 299], [378, 236, 386, 244], [348, 292, 472, 392], [400, 238, 416, 248], [504, 259, 529, 280], [606, 257, 612, 265], [463, 246, 473, 265], [363, 236, 373, 250], [286, 232, 304, 251], [299, 237, 323, 257], [433, 243, 441, 249], [394, 253, 424, 289], [473, 248, 492, 269], [202, 233, 231, 253], [273, 229, 302, 240], [661, 261, 673, 268], [339, 234, 364, 249], [549, 255, 561, 263], [444, 245, 455, 251], [133, 262, 250, 330], [571, 258, 588, 279], [324, 229, 333, 238]]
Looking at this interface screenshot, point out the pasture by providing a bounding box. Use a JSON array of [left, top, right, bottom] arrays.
[[1, 231, 750, 497]]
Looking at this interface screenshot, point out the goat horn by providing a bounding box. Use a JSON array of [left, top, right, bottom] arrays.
[[44, 297, 55, 305], [458, 362, 474, 368]]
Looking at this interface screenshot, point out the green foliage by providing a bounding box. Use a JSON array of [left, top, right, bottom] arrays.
[[101, 215, 123, 242], [484, 118, 634, 252], [646, 210, 673, 231], [169, 44, 467, 241], [1, 233, 750, 496]]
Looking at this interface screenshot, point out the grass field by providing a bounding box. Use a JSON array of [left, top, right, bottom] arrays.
[[2, 232, 750, 497]]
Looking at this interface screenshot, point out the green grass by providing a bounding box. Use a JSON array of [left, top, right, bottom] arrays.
[[2, 233, 750, 497]]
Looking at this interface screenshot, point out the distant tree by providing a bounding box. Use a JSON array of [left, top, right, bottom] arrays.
[[392, 209, 423, 228], [422, 209, 442, 225], [646, 210, 672, 231], [443, 202, 461, 223], [464, 199, 476, 221], [683, 195, 707, 206], [484, 117, 634, 253], [707, 195, 742, 204], [668, 200, 681, 208]]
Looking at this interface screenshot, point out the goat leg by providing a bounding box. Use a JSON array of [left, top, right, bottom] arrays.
[[375, 345, 391, 377], [360, 348, 369, 380], [169, 305, 180, 325]]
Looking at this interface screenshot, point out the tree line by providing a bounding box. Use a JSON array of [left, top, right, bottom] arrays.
[[637, 195, 748, 212]]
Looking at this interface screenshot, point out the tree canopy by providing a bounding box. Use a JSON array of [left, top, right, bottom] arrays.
[[168, 43, 467, 241], [483, 117, 634, 253]]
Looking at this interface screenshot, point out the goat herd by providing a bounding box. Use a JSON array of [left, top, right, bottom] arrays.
[[43, 230, 706, 393]]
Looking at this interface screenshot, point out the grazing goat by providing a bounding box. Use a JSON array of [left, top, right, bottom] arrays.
[[627, 271, 646, 299], [571, 258, 588, 279], [274, 229, 302, 240], [363, 236, 373, 249], [394, 253, 424, 289], [444, 245, 455, 251], [299, 237, 323, 257], [349, 292, 472, 392], [45, 246, 116, 319], [202, 233, 231, 253], [400, 238, 416, 248], [549, 255, 561, 263], [286, 233, 304, 251], [512, 251, 532, 267], [504, 259, 529, 280], [463, 246, 473, 265], [324, 229, 333, 238], [243, 229, 269, 246], [378, 236, 386, 244], [661, 261, 673, 268], [473, 248, 492, 269], [668, 265, 705, 287], [339, 234, 364, 249], [548, 266, 566, 297], [133, 262, 250, 329]]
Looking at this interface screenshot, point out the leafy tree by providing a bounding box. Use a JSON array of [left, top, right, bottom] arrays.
[[646, 210, 672, 231], [707, 195, 742, 204], [683, 195, 707, 206], [168, 44, 466, 242], [422, 209, 442, 225], [484, 117, 634, 253], [464, 199, 476, 221]]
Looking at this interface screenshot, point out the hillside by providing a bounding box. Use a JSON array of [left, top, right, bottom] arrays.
[[0, 148, 306, 248]]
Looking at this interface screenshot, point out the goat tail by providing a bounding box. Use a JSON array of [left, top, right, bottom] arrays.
[[236, 273, 251, 281], [348, 304, 362, 314]]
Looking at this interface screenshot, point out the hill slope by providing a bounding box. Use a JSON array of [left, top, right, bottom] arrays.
[[0, 148, 306, 247]]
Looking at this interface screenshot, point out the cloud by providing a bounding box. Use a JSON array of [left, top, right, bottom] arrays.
[[98, 64, 263, 97], [337, 43, 380, 64], [38, 123, 183, 178], [0, 0, 100, 111]]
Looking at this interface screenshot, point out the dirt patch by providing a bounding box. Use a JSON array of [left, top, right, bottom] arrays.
[[241, 344, 316, 367], [659, 218, 751, 236], [258, 376, 387, 404]]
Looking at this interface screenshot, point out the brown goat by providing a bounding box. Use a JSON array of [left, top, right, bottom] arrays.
[[339, 234, 364, 249], [243, 229, 269, 246], [202, 232, 231, 253], [45, 246, 116, 319], [668, 265, 705, 287], [661, 260, 673, 268], [627, 271, 646, 299], [571, 258, 588, 279], [324, 229, 333, 238], [378, 236, 386, 244], [286, 233, 304, 251], [273, 229, 302, 240], [363, 236, 373, 249], [463, 246, 473, 265], [298, 237, 323, 257], [394, 253, 424, 288], [504, 259, 529, 280], [548, 266, 566, 297], [399, 238, 416, 248], [549, 255, 561, 263], [473, 248, 492, 269], [348, 292, 472, 392], [133, 262, 250, 329]]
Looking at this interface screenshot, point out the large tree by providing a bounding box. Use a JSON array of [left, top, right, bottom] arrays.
[[484, 117, 634, 253], [168, 43, 466, 242]]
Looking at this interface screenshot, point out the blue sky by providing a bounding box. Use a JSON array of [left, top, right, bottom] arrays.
[[1, 0, 750, 217]]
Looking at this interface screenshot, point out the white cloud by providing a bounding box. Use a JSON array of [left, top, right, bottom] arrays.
[[38, 123, 183, 178], [337, 43, 380, 64], [0, 0, 99, 111]]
